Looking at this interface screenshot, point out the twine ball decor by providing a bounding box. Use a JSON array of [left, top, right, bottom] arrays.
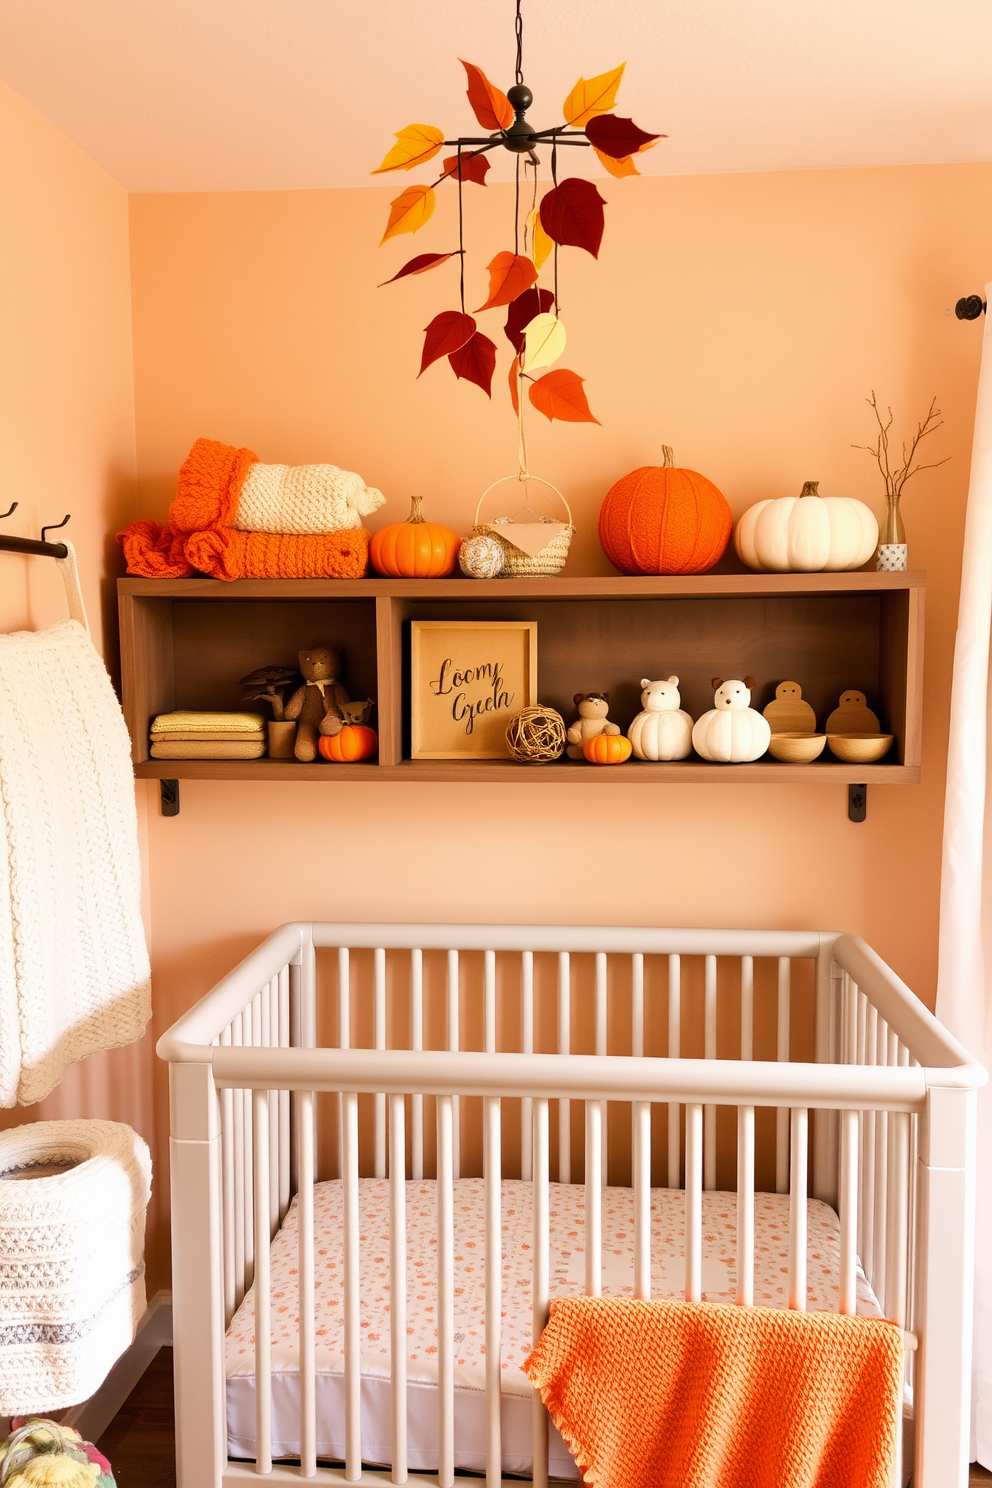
[[459, 533, 506, 580], [505, 706, 567, 764]]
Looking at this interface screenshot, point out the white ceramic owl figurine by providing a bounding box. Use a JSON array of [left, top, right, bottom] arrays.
[[691, 677, 771, 763], [627, 677, 694, 761]]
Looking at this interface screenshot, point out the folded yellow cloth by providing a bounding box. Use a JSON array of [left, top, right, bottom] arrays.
[[150, 740, 267, 760], [152, 730, 266, 743], [150, 711, 266, 735]]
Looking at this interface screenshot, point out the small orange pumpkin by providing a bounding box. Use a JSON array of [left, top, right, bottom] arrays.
[[370, 495, 461, 578], [583, 734, 632, 765], [318, 726, 378, 762], [598, 445, 732, 575]]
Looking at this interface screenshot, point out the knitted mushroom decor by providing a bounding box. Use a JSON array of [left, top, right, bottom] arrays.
[[0, 1420, 115, 1487]]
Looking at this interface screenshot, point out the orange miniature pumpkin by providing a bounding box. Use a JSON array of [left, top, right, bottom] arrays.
[[598, 445, 732, 575], [583, 734, 632, 765], [318, 725, 378, 762], [370, 495, 461, 577]]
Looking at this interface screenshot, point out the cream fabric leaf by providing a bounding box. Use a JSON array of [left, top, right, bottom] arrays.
[[521, 313, 566, 374]]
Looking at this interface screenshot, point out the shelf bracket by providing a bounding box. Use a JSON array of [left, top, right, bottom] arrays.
[[160, 779, 180, 817], [848, 783, 867, 823]]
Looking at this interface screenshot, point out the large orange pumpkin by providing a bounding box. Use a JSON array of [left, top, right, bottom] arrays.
[[598, 446, 732, 575], [318, 725, 378, 762], [583, 734, 632, 765], [370, 495, 461, 578]]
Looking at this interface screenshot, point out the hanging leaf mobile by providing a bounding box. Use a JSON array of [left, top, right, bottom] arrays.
[[374, 0, 663, 425]]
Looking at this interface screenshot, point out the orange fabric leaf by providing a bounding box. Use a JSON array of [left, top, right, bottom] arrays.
[[380, 184, 435, 244], [595, 148, 639, 178], [460, 60, 513, 131], [476, 252, 538, 312], [529, 369, 600, 425], [378, 252, 459, 286], [509, 356, 521, 414], [440, 152, 491, 186], [562, 64, 626, 127], [372, 124, 445, 174]]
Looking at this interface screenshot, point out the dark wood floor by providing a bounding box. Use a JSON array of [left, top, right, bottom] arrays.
[[94, 1349, 992, 1488]]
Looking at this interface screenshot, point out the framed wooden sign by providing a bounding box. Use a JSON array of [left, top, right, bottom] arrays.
[[410, 620, 538, 759]]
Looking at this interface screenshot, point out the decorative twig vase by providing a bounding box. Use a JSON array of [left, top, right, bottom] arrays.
[[875, 492, 907, 572]]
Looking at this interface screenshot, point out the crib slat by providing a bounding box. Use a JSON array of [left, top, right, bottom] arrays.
[[484, 948, 496, 1054], [668, 956, 681, 1188], [297, 1090, 317, 1479], [521, 951, 533, 1183], [736, 1105, 755, 1307], [246, 998, 258, 1279], [448, 949, 461, 1180], [595, 953, 609, 1184], [532, 1098, 550, 1488], [343, 1091, 361, 1480], [389, 1094, 407, 1485], [685, 1103, 703, 1302], [631, 954, 644, 1058], [338, 950, 351, 1183], [484, 1096, 502, 1486], [220, 1027, 236, 1325], [411, 950, 423, 1182], [233, 1015, 246, 1306], [887, 1110, 911, 1327], [740, 957, 754, 1061], [703, 956, 717, 1192], [374, 948, 387, 1180], [633, 1100, 650, 1300], [861, 1003, 878, 1286], [839, 1107, 859, 1314], [252, 1089, 272, 1475], [437, 1095, 455, 1488], [776, 958, 791, 1195], [268, 982, 279, 1236], [873, 1015, 889, 1303], [558, 953, 570, 1185], [278, 968, 291, 1220], [789, 1107, 808, 1311], [585, 1100, 602, 1297]]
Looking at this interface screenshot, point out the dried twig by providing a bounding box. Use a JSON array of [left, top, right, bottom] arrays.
[[853, 393, 949, 497]]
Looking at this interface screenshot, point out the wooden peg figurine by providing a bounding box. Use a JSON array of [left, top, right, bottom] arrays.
[[825, 689, 880, 735], [763, 680, 817, 734]]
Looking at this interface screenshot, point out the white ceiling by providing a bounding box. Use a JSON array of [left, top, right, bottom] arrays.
[[0, 0, 990, 192]]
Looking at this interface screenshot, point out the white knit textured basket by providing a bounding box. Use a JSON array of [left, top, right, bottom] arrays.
[[0, 1120, 152, 1414], [472, 476, 574, 578]]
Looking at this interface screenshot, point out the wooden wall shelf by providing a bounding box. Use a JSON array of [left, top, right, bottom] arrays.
[[118, 570, 924, 787]]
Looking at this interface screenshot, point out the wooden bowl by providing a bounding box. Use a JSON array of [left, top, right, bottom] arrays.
[[826, 732, 894, 763], [767, 732, 826, 763]]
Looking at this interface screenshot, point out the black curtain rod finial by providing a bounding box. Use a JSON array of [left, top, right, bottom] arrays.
[[955, 295, 987, 321]]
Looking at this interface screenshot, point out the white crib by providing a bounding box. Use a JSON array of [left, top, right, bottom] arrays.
[[158, 922, 986, 1488]]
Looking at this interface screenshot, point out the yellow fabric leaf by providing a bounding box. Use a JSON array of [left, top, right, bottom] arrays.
[[372, 124, 445, 174], [380, 185, 436, 245], [595, 147, 639, 178], [522, 312, 567, 374], [562, 64, 626, 127], [527, 209, 554, 270]]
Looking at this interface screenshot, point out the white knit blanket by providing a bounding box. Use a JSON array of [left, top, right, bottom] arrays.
[[0, 620, 151, 1107]]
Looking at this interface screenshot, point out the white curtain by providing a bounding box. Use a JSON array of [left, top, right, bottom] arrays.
[[937, 282, 992, 1466]]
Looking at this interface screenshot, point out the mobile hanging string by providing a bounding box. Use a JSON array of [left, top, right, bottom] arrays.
[[515, 0, 524, 87]]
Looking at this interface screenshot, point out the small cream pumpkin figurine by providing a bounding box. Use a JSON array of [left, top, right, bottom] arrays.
[[627, 677, 694, 761], [734, 480, 878, 573], [566, 693, 620, 760], [692, 677, 772, 763]]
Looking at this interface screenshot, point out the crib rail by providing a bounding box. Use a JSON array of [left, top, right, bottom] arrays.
[[160, 923, 984, 1488]]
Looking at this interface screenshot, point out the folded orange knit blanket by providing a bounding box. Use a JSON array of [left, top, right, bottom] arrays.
[[118, 520, 370, 581], [524, 1297, 902, 1488]]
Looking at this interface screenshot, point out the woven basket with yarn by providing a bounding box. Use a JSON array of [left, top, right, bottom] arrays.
[[0, 1420, 115, 1487], [471, 476, 574, 578]]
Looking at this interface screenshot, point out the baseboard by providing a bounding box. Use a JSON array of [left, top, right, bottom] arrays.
[[63, 1289, 173, 1444]]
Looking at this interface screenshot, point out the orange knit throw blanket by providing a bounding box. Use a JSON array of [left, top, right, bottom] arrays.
[[524, 1298, 902, 1488], [116, 438, 371, 580]]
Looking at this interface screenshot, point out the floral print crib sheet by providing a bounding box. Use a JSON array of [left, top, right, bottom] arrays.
[[226, 1178, 880, 1397]]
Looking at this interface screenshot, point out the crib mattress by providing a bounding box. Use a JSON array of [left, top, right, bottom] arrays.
[[226, 1178, 881, 1476]]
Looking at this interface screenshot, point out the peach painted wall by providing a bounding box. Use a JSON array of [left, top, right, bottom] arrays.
[[0, 82, 157, 1235], [128, 163, 991, 1283]]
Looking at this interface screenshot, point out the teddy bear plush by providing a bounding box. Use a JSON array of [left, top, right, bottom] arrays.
[[285, 646, 350, 762], [566, 693, 620, 760]]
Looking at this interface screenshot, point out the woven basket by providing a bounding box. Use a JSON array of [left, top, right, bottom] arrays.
[[472, 476, 574, 578]]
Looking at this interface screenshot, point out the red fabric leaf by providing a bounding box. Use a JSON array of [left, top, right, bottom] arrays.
[[584, 114, 663, 159], [459, 61, 513, 131], [448, 331, 497, 396], [504, 287, 556, 353], [440, 153, 491, 186], [476, 252, 538, 312], [379, 252, 459, 286], [539, 179, 607, 259], [528, 369, 600, 424], [419, 311, 477, 375]]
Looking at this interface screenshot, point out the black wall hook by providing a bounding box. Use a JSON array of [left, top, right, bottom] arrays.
[[955, 295, 987, 320]]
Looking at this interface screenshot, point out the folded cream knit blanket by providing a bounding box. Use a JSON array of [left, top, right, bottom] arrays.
[[0, 621, 151, 1107]]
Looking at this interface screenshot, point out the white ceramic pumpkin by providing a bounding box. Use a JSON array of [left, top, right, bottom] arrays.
[[734, 481, 878, 573], [627, 677, 693, 761], [692, 678, 771, 762]]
